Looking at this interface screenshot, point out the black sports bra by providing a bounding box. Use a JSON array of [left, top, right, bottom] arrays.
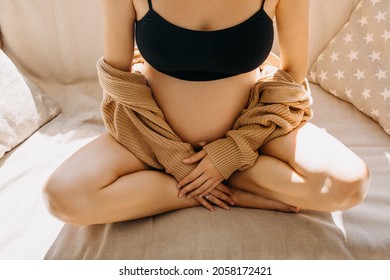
[[135, 0, 274, 81]]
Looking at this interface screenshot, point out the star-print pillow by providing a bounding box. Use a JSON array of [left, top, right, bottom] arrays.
[[0, 50, 61, 158], [309, 0, 390, 135]]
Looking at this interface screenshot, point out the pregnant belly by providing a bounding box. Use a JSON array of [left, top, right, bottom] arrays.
[[153, 86, 252, 149], [144, 63, 257, 149], [169, 101, 242, 148]]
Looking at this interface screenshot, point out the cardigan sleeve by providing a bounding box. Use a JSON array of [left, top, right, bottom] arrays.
[[202, 70, 313, 180], [98, 57, 197, 182]]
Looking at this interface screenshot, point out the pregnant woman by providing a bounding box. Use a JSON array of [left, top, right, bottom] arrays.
[[43, 0, 370, 226]]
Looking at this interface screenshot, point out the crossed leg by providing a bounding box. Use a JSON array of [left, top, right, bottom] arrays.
[[43, 122, 370, 226], [228, 122, 370, 212], [44, 132, 298, 226], [43, 133, 197, 225]]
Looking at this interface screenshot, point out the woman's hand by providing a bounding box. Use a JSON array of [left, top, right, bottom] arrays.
[[194, 183, 235, 212], [177, 150, 225, 199]]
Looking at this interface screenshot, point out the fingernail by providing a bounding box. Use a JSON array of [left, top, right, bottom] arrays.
[[224, 206, 230, 210], [178, 193, 184, 198], [183, 158, 189, 163], [186, 195, 192, 199], [230, 201, 235, 206]]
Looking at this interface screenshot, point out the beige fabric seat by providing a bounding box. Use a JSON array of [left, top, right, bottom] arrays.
[[1, 0, 389, 259]]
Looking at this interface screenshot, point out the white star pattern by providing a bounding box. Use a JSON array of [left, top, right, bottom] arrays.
[[329, 89, 338, 97], [310, 0, 390, 136], [374, 10, 387, 22], [35, 92, 43, 103], [361, 88, 371, 100], [354, 69, 366, 80], [343, 33, 354, 43], [380, 88, 390, 101], [318, 70, 328, 82], [371, 109, 380, 119], [375, 69, 387, 80], [49, 107, 58, 117], [368, 51, 381, 62], [345, 88, 353, 99], [363, 33, 374, 44], [370, 0, 382, 5], [382, 30, 390, 42], [330, 51, 339, 63], [334, 69, 345, 80], [358, 16, 368, 26], [347, 50, 359, 61], [309, 71, 317, 81], [1, 50, 61, 157]]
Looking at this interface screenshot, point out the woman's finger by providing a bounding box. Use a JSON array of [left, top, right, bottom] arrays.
[[215, 183, 233, 196], [183, 150, 207, 164], [204, 193, 230, 210], [177, 167, 203, 189], [186, 178, 214, 199], [195, 196, 215, 212], [210, 188, 235, 206], [200, 179, 224, 198], [178, 174, 208, 198]]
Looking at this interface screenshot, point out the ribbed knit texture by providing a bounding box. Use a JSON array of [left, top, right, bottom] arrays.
[[97, 57, 312, 181], [203, 66, 313, 178]]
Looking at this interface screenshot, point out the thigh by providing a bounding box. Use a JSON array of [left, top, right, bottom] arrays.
[[260, 122, 366, 181], [51, 132, 151, 193]]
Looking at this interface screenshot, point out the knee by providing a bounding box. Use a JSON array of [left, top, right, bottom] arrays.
[[339, 164, 371, 210], [310, 163, 371, 212], [43, 171, 91, 226]]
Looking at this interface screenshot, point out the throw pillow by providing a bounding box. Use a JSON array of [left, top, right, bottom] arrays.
[[309, 0, 390, 135], [0, 50, 61, 158]]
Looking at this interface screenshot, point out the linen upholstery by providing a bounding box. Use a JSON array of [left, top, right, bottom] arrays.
[[0, 0, 389, 260]]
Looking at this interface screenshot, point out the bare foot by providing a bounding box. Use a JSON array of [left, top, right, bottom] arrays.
[[230, 187, 300, 213]]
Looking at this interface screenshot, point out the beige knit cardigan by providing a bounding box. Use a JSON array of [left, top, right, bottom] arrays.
[[97, 57, 312, 182]]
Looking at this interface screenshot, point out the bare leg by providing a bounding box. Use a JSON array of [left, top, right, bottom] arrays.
[[228, 122, 371, 212], [43, 133, 199, 225], [43, 133, 298, 226]]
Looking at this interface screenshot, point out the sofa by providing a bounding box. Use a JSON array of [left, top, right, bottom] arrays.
[[1, 0, 389, 259]]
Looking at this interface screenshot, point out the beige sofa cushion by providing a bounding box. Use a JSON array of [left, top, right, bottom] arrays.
[[2, 0, 390, 261], [0, 50, 61, 158], [309, 0, 390, 135]]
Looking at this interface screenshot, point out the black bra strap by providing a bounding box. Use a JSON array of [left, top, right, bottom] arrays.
[[261, 0, 266, 10], [148, 0, 153, 10]]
